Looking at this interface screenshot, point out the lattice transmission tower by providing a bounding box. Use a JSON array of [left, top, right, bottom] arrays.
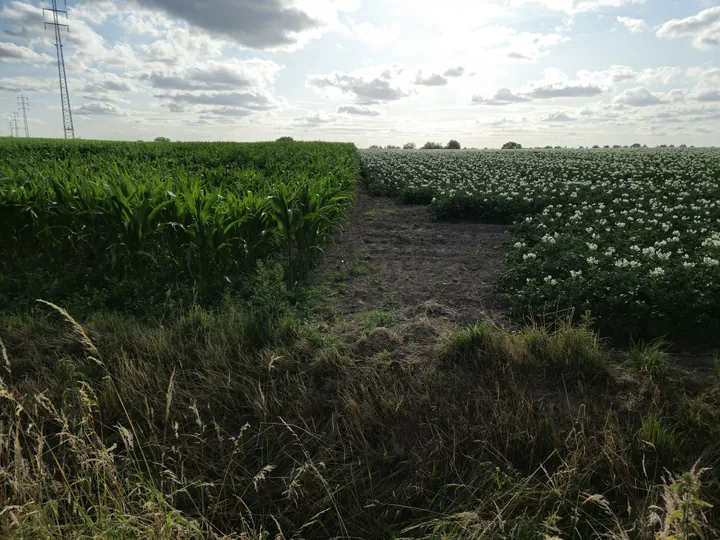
[[11, 112, 20, 138], [18, 95, 30, 138], [7, 120, 14, 137], [44, 0, 75, 139]]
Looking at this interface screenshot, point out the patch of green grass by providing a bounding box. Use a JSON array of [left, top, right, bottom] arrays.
[[360, 309, 397, 333], [630, 339, 670, 382], [439, 324, 492, 364]]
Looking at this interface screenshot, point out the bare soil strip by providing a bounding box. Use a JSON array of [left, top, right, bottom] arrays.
[[314, 191, 510, 324]]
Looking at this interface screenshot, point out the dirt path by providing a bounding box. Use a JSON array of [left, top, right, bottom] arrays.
[[314, 191, 510, 324]]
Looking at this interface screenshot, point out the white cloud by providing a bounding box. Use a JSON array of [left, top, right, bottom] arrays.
[[657, 7, 720, 50], [613, 87, 663, 107], [637, 67, 683, 85], [577, 65, 636, 86], [544, 111, 575, 122], [510, 0, 645, 15], [505, 32, 567, 61], [616, 16, 647, 33], [0, 41, 52, 63]]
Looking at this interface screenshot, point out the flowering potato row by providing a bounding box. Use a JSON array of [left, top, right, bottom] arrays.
[[360, 148, 720, 336]]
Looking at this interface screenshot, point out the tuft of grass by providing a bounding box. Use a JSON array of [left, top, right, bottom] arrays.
[[630, 339, 671, 382], [641, 411, 678, 456], [360, 309, 397, 334], [439, 324, 492, 364]]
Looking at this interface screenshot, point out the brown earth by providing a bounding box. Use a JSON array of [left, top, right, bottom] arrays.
[[313, 191, 510, 325], [312, 191, 717, 393]]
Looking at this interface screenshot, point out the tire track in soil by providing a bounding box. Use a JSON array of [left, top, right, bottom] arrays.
[[314, 191, 510, 324]]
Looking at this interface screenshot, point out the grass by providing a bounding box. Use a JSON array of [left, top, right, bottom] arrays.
[[630, 339, 671, 382], [1, 290, 718, 538]]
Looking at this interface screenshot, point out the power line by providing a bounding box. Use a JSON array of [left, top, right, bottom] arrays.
[[18, 95, 30, 138], [44, 0, 75, 139], [10, 112, 20, 138]]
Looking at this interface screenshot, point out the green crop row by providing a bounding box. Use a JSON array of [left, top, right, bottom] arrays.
[[0, 139, 359, 305]]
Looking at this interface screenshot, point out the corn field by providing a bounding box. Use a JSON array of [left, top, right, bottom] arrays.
[[0, 139, 359, 286]]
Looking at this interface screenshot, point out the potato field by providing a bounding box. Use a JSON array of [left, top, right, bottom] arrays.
[[361, 148, 720, 338]]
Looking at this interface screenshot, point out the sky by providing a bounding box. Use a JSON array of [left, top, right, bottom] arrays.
[[0, 0, 718, 147]]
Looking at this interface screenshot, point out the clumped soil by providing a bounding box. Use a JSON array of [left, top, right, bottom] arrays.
[[315, 191, 510, 324]]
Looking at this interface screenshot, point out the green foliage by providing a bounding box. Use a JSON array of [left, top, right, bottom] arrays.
[[440, 324, 491, 363], [421, 141, 444, 149], [502, 141, 522, 149], [446, 139, 461, 149], [360, 147, 720, 340], [361, 309, 397, 333], [630, 339, 671, 382], [0, 139, 359, 310], [153, 136, 170, 142]]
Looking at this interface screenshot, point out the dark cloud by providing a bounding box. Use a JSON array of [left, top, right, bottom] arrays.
[[0, 76, 55, 93], [201, 107, 254, 117], [131, 0, 320, 49], [696, 90, 720, 102], [83, 79, 134, 93], [337, 105, 381, 116], [443, 66, 465, 77], [414, 72, 448, 86], [293, 113, 336, 126], [147, 65, 253, 90], [309, 72, 411, 104], [74, 102, 128, 116], [528, 83, 603, 99], [472, 88, 530, 105], [157, 91, 275, 110]]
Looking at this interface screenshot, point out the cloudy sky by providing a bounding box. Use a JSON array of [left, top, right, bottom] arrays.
[[0, 0, 718, 147]]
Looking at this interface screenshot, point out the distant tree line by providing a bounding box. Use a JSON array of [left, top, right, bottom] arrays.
[[367, 140, 692, 151]]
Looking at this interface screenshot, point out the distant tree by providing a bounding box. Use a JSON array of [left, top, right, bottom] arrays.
[[501, 141, 522, 150], [679, 143, 687, 148], [276, 136, 294, 142], [613, 144, 621, 148], [631, 143, 641, 148], [579, 145, 585, 149], [403, 142, 416, 149], [446, 139, 461, 149], [554, 145, 562, 149], [386, 144, 400, 149], [368, 145, 382, 149], [592, 144, 599, 149], [544, 145, 553, 149], [603, 145, 610, 148], [421, 141, 444, 149], [658, 144, 667, 148], [669, 144, 676, 148], [154, 136, 170, 142]]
